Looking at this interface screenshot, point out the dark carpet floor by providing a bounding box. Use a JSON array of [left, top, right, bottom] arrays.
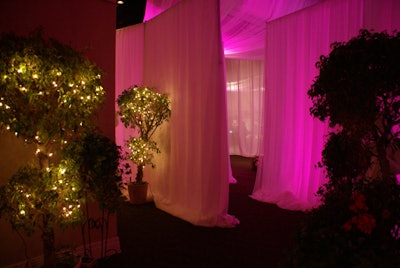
[[102, 155, 308, 268]]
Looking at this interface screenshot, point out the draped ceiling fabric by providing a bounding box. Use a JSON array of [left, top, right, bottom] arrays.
[[144, 0, 323, 60]]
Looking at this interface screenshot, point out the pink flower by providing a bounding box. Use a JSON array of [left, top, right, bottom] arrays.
[[349, 192, 368, 212], [354, 213, 376, 235], [342, 220, 353, 231]]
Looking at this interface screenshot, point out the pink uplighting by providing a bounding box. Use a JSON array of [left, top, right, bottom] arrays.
[[116, 0, 400, 226]]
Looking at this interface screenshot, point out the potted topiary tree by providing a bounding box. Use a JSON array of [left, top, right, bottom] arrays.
[[117, 85, 171, 204], [286, 29, 400, 267], [0, 30, 113, 268]]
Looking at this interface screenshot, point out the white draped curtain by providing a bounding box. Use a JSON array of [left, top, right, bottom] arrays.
[[116, 0, 239, 227], [251, 0, 400, 210], [115, 24, 144, 148], [226, 59, 264, 157], [116, 0, 400, 226]]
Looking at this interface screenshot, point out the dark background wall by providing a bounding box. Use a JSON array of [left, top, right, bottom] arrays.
[[0, 0, 116, 266]]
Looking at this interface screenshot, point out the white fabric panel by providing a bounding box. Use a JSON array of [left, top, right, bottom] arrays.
[[364, 0, 400, 32], [226, 59, 264, 157], [140, 0, 239, 227], [115, 24, 144, 149], [251, 0, 365, 210]]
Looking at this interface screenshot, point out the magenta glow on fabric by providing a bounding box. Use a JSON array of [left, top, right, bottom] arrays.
[[251, 0, 400, 210], [144, 0, 323, 60], [116, 0, 400, 226]]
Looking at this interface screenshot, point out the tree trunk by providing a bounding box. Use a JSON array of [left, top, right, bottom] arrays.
[[42, 215, 56, 268], [135, 164, 144, 184]]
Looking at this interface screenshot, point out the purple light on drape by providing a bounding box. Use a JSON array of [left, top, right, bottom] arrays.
[[144, 0, 323, 59]]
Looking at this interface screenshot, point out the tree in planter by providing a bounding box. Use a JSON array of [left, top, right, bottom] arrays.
[[286, 30, 400, 267], [0, 30, 106, 267], [117, 86, 171, 203]]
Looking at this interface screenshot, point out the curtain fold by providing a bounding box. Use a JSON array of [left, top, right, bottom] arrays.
[[251, 0, 365, 210], [118, 0, 238, 227]]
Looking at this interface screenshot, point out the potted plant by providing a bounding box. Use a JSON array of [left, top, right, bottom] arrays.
[[0, 30, 107, 267], [286, 29, 400, 267], [117, 85, 171, 204]]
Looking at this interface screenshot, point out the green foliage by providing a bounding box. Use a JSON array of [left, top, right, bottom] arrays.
[[286, 179, 400, 267], [63, 132, 125, 213], [309, 29, 400, 132], [117, 85, 171, 183], [125, 136, 159, 167], [0, 29, 104, 147], [117, 86, 171, 141], [287, 29, 400, 267], [0, 163, 84, 235], [0, 30, 113, 267], [321, 131, 371, 183]]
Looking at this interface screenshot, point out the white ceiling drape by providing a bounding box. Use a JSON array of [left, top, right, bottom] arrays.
[[144, 0, 323, 59]]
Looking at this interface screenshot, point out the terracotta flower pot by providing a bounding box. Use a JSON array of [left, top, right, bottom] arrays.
[[128, 182, 148, 204]]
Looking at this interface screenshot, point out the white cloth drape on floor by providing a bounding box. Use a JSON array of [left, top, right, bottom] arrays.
[[251, 0, 400, 210]]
